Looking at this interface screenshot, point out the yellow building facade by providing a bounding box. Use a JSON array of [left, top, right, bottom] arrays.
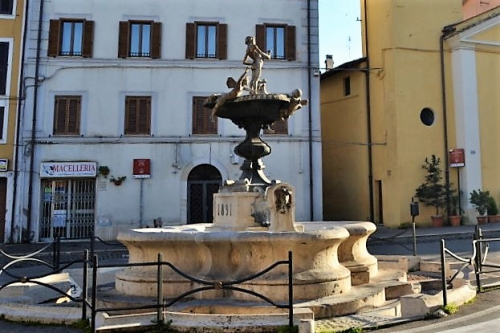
[[321, 0, 500, 227], [0, 0, 25, 241]]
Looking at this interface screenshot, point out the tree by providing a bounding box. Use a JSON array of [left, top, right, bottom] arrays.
[[415, 155, 447, 216]]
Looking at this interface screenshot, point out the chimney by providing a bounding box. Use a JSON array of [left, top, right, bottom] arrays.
[[325, 55, 334, 70]]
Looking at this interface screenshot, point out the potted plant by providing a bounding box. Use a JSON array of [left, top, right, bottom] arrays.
[[486, 195, 500, 223], [415, 155, 447, 227], [447, 194, 463, 227], [110, 175, 126, 186], [98, 165, 110, 177], [470, 189, 490, 224]]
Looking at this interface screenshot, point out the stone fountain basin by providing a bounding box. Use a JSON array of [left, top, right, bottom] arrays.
[[116, 223, 354, 302], [208, 94, 290, 127]]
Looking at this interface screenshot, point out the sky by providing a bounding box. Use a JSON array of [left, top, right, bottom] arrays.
[[318, 0, 363, 70]]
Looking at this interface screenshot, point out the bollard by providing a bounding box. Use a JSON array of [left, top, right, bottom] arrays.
[[299, 319, 315, 333]]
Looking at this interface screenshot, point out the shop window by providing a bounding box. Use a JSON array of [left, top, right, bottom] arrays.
[[53, 96, 81, 136], [118, 20, 162, 58], [124, 96, 151, 135], [48, 19, 94, 57], [192, 96, 217, 135], [256, 23, 295, 61], [185, 22, 227, 60]]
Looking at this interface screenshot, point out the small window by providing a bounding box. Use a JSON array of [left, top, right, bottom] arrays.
[[197, 24, 217, 58], [343, 77, 351, 96], [48, 19, 94, 57], [192, 96, 217, 135], [54, 96, 81, 136], [0, 42, 8, 95], [186, 22, 227, 60], [256, 24, 295, 61], [124, 96, 151, 135], [420, 108, 435, 126], [0, 106, 5, 140], [119, 21, 161, 59], [0, 0, 13, 15]]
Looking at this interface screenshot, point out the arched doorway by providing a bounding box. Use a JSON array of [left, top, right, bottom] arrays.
[[187, 164, 222, 224]]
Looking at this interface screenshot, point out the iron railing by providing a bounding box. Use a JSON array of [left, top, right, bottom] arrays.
[[0, 240, 294, 332]]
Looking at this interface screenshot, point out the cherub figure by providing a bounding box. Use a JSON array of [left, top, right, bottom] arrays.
[[257, 79, 268, 94], [243, 36, 271, 94], [210, 67, 250, 122], [285, 89, 308, 117]]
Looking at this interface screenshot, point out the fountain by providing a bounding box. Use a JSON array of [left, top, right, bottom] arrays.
[[113, 36, 402, 331]]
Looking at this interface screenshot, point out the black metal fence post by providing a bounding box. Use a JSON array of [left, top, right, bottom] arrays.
[[52, 236, 61, 270], [91, 255, 98, 333], [440, 239, 448, 307], [82, 250, 89, 321], [475, 227, 483, 292], [288, 251, 293, 329], [157, 253, 164, 325]]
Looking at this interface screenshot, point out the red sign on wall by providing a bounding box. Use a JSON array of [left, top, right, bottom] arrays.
[[133, 159, 151, 178], [449, 149, 465, 168]]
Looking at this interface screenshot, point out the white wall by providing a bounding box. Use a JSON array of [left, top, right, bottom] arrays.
[[18, 0, 321, 240]]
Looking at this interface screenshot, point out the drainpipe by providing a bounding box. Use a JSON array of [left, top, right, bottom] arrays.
[[25, 0, 45, 243], [440, 25, 456, 216], [10, 0, 31, 243], [363, 0, 375, 222], [307, 0, 314, 220]]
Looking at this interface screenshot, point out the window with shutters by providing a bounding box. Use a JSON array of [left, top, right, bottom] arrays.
[[256, 24, 296, 61], [0, 0, 13, 15], [124, 96, 151, 135], [185, 22, 227, 60], [118, 21, 161, 58], [0, 42, 8, 95], [267, 120, 288, 135], [192, 96, 217, 135], [53, 96, 81, 136], [48, 19, 94, 57]]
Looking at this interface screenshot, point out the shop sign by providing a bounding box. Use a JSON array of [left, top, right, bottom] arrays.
[[40, 161, 97, 178], [0, 159, 7, 172], [449, 149, 465, 168], [133, 159, 151, 178]]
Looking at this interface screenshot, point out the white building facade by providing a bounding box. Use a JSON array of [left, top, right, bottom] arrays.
[[14, 0, 322, 242]]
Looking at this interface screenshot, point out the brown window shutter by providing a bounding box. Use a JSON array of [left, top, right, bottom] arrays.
[[286, 25, 296, 61], [185, 23, 195, 59], [82, 20, 94, 58], [151, 22, 162, 59], [125, 98, 135, 134], [124, 98, 129, 133], [255, 24, 265, 51], [192, 97, 216, 134], [53, 98, 64, 134], [118, 21, 129, 58], [138, 98, 151, 134], [48, 19, 61, 57], [271, 119, 288, 135], [67, 97, 81, 134], [217, 23, 227, 60]]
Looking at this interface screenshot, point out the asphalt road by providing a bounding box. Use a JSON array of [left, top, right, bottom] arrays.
[[0, 320, 84, 333]]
